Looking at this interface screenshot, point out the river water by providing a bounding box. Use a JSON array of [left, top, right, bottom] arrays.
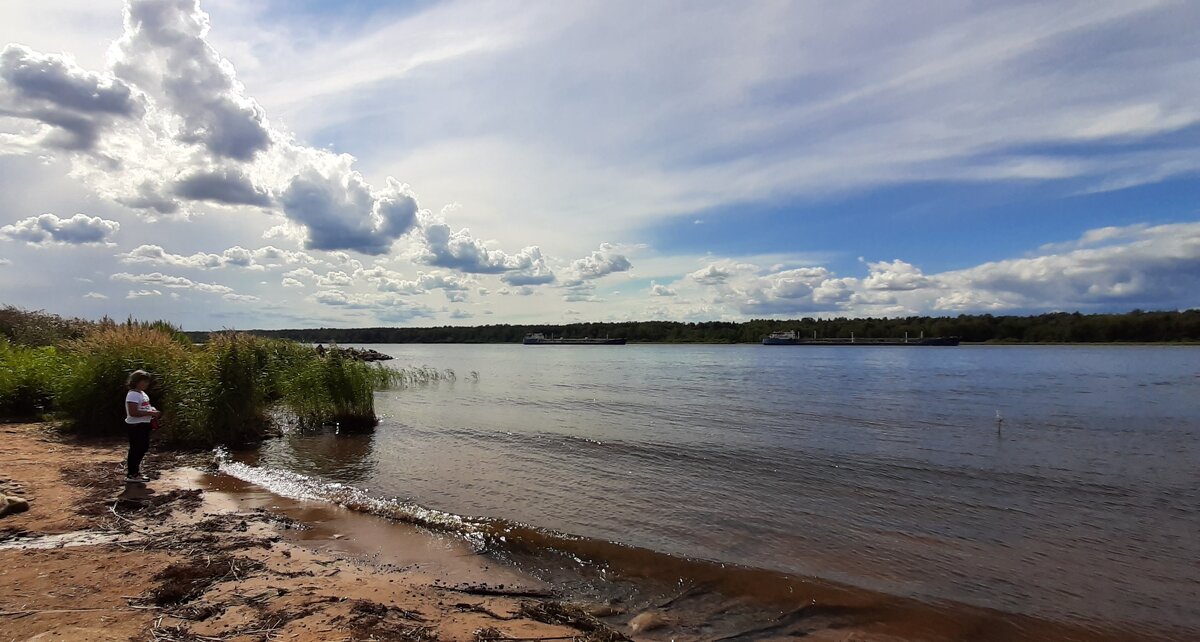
[[231, 344, 1199, 639]]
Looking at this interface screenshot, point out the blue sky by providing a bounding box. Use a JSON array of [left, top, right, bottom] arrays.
[[0, 0, 1197, 329]]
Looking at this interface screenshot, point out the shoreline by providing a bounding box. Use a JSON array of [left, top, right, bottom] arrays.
[[0, 422, 632, 642], [0, 422, 1183, 641]]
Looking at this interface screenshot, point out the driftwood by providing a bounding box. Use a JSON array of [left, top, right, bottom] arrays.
[[438, 585, 555, 599]]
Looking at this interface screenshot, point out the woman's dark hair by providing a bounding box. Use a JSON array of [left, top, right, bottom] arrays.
[[127, 369, 152, 390]]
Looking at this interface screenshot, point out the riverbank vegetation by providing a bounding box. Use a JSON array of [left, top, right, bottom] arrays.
[[230, 310, 1200, 344], [0, 306, 416, 446]]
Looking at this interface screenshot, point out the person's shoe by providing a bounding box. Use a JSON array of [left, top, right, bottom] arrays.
[[125, 474, 150, 483]]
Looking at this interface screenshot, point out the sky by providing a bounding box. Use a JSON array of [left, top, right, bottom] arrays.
[[0, 0, 1197, 330]]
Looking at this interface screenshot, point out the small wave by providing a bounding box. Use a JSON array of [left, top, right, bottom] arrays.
[[214, 447, 489, 548], [210, 448, 852, 607]]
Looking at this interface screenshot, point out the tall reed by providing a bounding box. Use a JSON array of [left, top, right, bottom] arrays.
[[2, 314, 427, 446], [55, 325, 190, 436], [0, 337, 66, 417], [277, 348, 378, 431]]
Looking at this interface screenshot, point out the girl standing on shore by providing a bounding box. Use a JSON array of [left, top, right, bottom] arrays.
[[124, 370, 160, 483]]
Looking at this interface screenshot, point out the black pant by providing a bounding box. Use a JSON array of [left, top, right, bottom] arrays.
[[127, 424, 151, 476]]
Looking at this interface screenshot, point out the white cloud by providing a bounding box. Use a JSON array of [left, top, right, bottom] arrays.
[[648, 281, 676, 297], [111, 271, 234, 295], [862, 260, 931, 291], [312, 290, 349, 306], [279, 164, 419, 255], [568, 243, 632, 280], [663, 222, 1200, 318], [418, 210, 551, 282], [1, 0, 424, 255], [120, 244, 317, 269], [126, 289, 162, 298], [1, 213, 119, 245], [82, 291, 108, 299], [111, 0, 271, 162], [316, 270, 353, 287], [0, 43, 143, 153]]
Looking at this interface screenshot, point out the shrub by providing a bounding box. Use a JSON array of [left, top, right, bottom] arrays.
[[0, 305, 91, 347]]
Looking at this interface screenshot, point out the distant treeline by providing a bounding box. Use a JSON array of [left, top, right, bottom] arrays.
[[211, 310, 1200, 344]]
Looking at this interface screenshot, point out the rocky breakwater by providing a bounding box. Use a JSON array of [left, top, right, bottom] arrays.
[[314, 345, 393, 362]]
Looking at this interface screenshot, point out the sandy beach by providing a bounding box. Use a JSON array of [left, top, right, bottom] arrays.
[[0, 422, 651, 642]]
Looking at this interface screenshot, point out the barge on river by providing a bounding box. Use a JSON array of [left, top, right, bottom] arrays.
[[762, 330, 959, 346], [523, 333, 626, 345]]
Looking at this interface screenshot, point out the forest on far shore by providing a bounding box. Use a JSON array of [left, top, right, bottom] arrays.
[[217, 310, 1200, 344]]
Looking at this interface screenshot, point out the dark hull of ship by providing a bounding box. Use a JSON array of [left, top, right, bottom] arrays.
[[762, 337, 960, 346], [523, 338, 627, 345]]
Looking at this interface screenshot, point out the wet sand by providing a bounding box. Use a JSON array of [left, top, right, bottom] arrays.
[[0, 422, 1180, 641], [0, 423, 621, 642]]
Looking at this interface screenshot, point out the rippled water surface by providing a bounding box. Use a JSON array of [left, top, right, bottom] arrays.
[[249, 344, 1200, 636]]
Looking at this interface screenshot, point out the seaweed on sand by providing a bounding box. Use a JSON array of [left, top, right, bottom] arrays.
[[149, 554, 265, 606], [516, 601, 631, 641]]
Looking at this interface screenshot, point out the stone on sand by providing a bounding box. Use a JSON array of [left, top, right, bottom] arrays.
[[0, 494, 30, 518], [629, 611, 669, 632]]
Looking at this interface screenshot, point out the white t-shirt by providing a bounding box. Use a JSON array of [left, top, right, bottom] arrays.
[[125, 390, 155, 424]]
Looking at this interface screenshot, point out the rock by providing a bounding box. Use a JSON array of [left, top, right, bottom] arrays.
[[584, 603, 626, 617], [629, 611, 669, 633], [0, 495, 30, 518]]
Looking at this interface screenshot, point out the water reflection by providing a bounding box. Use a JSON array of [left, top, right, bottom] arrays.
[[259, 427, 378, 483]]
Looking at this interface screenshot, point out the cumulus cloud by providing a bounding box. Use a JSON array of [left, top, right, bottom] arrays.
[[126, 289, 162, 298], [1, 0, 426, 254], [83, 291, 108, 299], [359, 266, 473, 298], [1, 213, 119, 245], [316, 270, 353, 287], [500, 247, 555, 285], [308, 289, 435, 322], [119, 244, 315, 269], [112, 271, 234, 294], [0, 44, 143, 152], [280, 166, 419, 255], [649, 281, 676, 296], [862, 260, 931, 291], [418, 213, 550, 280], [936, 221, 1200, 310], [171, 167, 271, 206], [111, 0, 271, 161], [667, 222, 1200, 318], [569, 243, 632, 280]]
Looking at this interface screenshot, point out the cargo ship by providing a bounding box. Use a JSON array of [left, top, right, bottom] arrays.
[[762, 330, 959, 346], [523, 333, 627, 345]]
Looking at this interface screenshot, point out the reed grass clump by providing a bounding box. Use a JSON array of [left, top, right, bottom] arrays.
[[0, 305, 450, 446], [0, 337, 66, 417], [277, 349, 378, 431], [55, 325, 190, 436]]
